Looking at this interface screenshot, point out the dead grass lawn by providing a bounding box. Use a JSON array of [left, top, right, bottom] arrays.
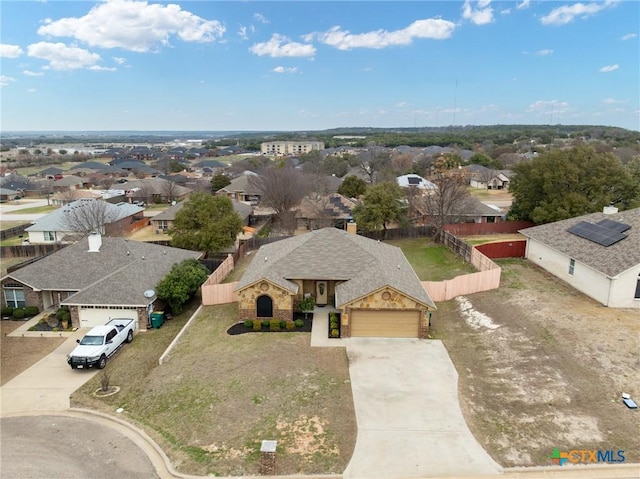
[[433, 260, 640, 466], [72, 303, 355, 476]]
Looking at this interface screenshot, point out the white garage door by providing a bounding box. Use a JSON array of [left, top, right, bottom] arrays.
[[79, 308, 136, 329], [350, 310, 420, 338]]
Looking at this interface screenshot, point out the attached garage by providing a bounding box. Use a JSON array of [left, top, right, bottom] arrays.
[[79, 307, 137, 329], [350, 310, 421, 338]]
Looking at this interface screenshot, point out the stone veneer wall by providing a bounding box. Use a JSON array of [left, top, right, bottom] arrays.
[[237, 281, 293, 320], [341, 287, 432, 339]]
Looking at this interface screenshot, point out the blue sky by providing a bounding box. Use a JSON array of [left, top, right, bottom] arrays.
[[1, 0, 638, 132]]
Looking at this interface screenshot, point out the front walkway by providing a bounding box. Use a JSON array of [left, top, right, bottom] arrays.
[[310, 306, 346, 347], [343, 338, 502, 478]]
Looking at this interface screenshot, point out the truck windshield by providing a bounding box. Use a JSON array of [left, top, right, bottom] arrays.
[[79, 336, 104, 346]]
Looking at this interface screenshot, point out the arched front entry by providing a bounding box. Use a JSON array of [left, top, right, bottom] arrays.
[[256, 295, 273, 317]]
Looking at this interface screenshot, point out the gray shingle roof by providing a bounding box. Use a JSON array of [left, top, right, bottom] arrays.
[[520, 207, 640, 277], [235, 228, 435, 309], [4, 237, 201, 306], [151, 198, 252, 222], [26, 199, 143, 232]]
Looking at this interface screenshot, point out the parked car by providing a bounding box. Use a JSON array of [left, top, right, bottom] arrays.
[[67, 318, 135, 369]]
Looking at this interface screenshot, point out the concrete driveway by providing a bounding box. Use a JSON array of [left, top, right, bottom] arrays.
[[343, 338, 502, 479], [0, 329, 98, 415]]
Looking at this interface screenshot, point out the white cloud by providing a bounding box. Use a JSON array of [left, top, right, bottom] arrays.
[[462, 0, 494, 25], [535, 49, 554, 56], [304, 18, 456, 50], [621, 33, 637, 41], [527, 100, 569, 114], [272, 66, 298, 74], [250, 34, 315, 57], [113, 56, 126, 65], [238, 26, 248, 41], [516, 0, 530, 9], [599, 64, 619, 73], [27, 88, 37, 93], [541, 1, 615, 26], [37, 0, 225, 53], [89, 65, 117, 71], [23, 70, 44, 76], [0, 44, 23, 58], [602, 98, 626, 105], [253, 13, 269, 24], [0, 75, 17, 87], [27, 42, 102, 70]]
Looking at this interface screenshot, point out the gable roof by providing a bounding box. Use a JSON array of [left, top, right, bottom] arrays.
[[53, 175, 84, 187], [3, 237, 201, 306], [236, 227, 435, 309], [520, 207, 640, 277], [25, 199, 143, 232], [152, 198, 253, 222], [218, 173, 261, 196]]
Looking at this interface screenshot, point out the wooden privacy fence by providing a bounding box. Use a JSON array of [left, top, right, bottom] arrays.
[[201, 254, 238, 305], [443, 221, 534, 236]]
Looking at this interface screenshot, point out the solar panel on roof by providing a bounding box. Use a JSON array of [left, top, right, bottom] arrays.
[[407, 177, 421, 185], [596, 218, 631, 233], [567, 221, 628, 247]]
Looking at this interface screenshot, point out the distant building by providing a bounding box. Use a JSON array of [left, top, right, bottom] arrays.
[[261, 141, 324, 156]]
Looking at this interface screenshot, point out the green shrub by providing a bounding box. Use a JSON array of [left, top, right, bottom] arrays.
[[12, 308, 25, 319], [330, 321, 338, 330], [329, 312, 337, 322], [56, 308, 71, 322], [52, 327, 59, 332], [330, 328, 340, 338], [279, 319, 287, 329], [294, 319, 304, 328], [269, 319, 281, 332], [25, 306, 40, 317], [285, 320, 295, 331], [1, 306, 14, 317], [244, 319, 253, 328], [261, 320, 270, 328], [253, 319, 262, 331]]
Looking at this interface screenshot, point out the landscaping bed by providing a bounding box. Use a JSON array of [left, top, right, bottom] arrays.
[[227, 313, 312, 335]]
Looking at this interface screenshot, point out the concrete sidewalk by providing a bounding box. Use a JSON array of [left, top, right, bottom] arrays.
[[344, 338, 502, 479]]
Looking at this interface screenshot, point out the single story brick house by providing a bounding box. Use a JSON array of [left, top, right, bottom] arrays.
[[1, 234, 202, 330], [235, 227, 436, 338]]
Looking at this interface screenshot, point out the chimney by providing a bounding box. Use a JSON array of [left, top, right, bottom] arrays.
[[87, 233, 102, 252], [603, 205, 618, 215], [346, 221, 357, 235]]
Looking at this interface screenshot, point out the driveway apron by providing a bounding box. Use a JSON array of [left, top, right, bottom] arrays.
[[1, 330, 97, 415], [344, 338, 501, 478]]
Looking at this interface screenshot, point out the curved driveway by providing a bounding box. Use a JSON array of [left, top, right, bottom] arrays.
[[343, 338, 502, 479]]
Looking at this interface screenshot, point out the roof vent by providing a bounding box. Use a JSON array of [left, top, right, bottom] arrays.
[[603, 205, 618, 215], [87, 233, 102, 252]]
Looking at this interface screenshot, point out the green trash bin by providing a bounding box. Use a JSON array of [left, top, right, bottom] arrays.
[[150, 311, 165, 329]]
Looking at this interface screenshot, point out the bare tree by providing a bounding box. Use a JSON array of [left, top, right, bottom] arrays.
[[40, 179, 55, 205], [357, 144, 392, 183], [421, 157, 471, 240], [59, 188, 80, 205], [161, 179, 180, 203], [249, 167, 310, 234], [62, 199, 115, 239], [98, 177, 115, 190]]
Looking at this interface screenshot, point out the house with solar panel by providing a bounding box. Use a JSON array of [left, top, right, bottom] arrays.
[[396, 174, 437, 193], [519, 206, 640, 308]]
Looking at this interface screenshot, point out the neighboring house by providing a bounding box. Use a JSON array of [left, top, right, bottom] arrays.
[[465, 165, 511, 190], [192, 159, 227, 173], [235, 227, 436, 338], [260, 141, 324, 156], [296, 193, 359, 231], [415, 196, 504, 224], [121, 178, 192, 203], [0, 188, 19, 201], [25, 198, 144, 244], [50, 189, 102, 206], [150, 198, 253, 235], [396, 174, 437, 192], [37, 167, 65, 179], [52, 175, 84, 192], [520, 206, 640, 308], [217, 172, 262, 204], [1, 234, 202, 330]]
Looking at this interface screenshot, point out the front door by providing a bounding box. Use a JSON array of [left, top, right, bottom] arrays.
[[316, 281, 328, 306]]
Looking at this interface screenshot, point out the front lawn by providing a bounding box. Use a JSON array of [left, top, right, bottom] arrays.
[[386, 237, 476, 281], [72, 302, 356, 476]]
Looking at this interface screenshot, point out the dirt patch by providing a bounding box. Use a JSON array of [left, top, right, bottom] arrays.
[[434, 260, 640, 467], [0, 320, 66, 385]]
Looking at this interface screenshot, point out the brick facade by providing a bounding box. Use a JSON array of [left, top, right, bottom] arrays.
[[237, 281, 294, 320]]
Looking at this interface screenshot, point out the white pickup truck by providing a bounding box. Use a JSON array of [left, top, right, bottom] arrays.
[[67, 318, 135, 369]]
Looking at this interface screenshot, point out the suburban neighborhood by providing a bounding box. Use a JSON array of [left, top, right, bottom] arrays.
[[1, 126, 638, 478]]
